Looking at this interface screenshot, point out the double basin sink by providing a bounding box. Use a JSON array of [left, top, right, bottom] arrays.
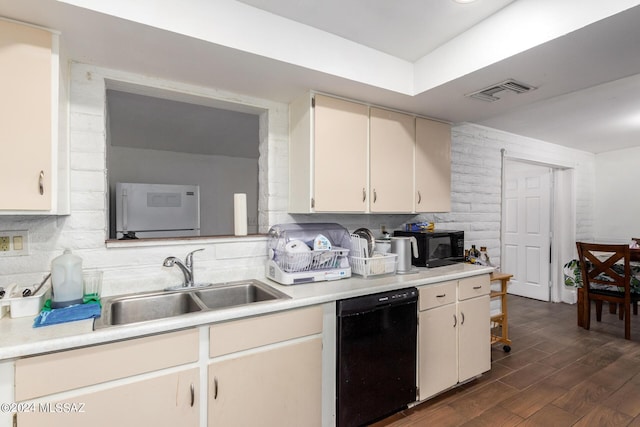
[[93, 280, 290, 330]]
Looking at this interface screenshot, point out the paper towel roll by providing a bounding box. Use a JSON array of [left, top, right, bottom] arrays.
[[234, 193, 248, 236]]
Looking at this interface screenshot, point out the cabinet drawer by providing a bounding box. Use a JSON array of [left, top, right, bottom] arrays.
[[458, 275, 491, 300], [210, 305, 323, 358], [15, 328, 198, 401], [419, 281, 456, 311]]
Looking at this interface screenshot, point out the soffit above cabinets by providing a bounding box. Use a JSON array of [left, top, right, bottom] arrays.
[[3, 0, 640, 153], [235, 0, 516, 62]]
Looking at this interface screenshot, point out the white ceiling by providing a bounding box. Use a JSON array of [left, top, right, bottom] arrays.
[[2, 0, 640, 154], [235, 0, 516, 62]]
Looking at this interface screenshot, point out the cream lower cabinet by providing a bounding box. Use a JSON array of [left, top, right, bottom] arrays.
[[418, 280, 457, 400], [17, 369, 199, 427], [208, 306, 323, 427], [457, 294, 491, 382], [418, 275, 491, 401], [15, 329, 199, 427]]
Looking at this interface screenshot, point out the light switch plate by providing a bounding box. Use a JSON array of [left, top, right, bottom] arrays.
[[0, 230, 29, 257]]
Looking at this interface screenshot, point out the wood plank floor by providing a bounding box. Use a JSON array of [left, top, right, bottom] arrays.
[[373, 295, 640, 427]]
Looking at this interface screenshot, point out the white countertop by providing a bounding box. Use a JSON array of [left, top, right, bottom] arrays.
[[0, 263, 494, 360]]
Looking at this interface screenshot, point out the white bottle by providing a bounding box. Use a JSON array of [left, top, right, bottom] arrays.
[[51, 249, 84, 308]]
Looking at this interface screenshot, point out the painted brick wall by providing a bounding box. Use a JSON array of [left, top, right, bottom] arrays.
[[0, 63, 596, 295], [0, 63, 291, 294], [411, 123, 596, 268]]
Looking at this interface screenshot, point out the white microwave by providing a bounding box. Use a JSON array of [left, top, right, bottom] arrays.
[[115, 182, 200, 239]]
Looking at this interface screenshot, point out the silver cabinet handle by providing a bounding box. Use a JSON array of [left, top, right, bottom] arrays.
[[473, 286, 482, 290], [213, 377, 218, 400], [436, 294, 446, 298], [461, 312, 465, 325], [453, 314, 457, 327], [38, 171, 44, 195], [417, 191, 422, 204], [190, 383, 195, 407], [373, 189, 377, 203], [362, 188, 366, 203]]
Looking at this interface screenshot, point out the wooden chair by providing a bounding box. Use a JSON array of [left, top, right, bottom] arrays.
[[576, 242, 639, 340], [631, 239, 640, 262]]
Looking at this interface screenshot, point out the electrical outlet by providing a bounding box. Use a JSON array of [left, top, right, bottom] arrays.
[[379, 225, 387, 233], [0, 230, 29, 257], [0, 237, 9, 251]]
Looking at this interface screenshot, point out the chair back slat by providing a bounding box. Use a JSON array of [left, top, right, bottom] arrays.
[[576, 242, 631, 293]]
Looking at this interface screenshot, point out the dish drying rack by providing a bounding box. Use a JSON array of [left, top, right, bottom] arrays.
[[272, 247, 348, 274], [349, 234, 398, 278], [265, 223, 351, 285]]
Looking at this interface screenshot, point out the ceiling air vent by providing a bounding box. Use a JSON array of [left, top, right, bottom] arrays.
[[466, 79, 536, 102]]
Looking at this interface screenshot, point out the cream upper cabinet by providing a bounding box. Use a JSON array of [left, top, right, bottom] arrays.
[[208, 306, 323, 427], [0, 18, 67, 214], [289, 93, 368, 213], [314, 95, 368, 212], [289, 92, 451, 214], [369, 107, 415, 213], [415, 117, 451, 212]]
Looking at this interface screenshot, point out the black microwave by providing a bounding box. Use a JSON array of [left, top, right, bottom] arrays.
[[393, 230, 465, 268]]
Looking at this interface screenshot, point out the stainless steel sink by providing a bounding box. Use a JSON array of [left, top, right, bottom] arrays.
[[194, 280, 290, 310], [96, 291, 204, 328], [94, 280, 290, 329]]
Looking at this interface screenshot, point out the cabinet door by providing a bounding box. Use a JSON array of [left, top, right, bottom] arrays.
[[0, 19, 52, 210], [458, 295, 491, 382], [313, 94, 368, 212], [18, 368, 199, 427], [415, 118, 451, 212], [418, 304, 457, 400], [370, 108, 415, 212], [209, 337, 322, 427]]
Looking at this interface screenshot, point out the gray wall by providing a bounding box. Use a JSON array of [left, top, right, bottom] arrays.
[[108, 146, 258, 236]]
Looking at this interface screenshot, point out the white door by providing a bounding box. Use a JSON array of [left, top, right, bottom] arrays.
[[502, 161, 552, 301]]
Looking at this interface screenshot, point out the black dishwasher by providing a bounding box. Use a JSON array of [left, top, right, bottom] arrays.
[[336, 287, 418, 427]]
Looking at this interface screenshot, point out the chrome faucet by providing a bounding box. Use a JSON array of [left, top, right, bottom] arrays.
[[163, 248, 204, 287]]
